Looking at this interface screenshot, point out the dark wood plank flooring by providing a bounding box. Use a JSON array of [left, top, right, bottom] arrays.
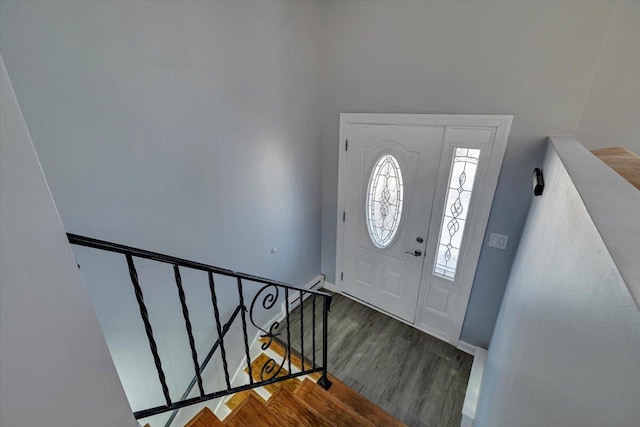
[[277, 292, 473, 427]]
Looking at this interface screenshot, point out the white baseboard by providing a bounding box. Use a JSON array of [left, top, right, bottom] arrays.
[[457, 340, 477, 356], [283, 274, 325, 314], [321, 281, 340, 293], [461, 414, 473, 427], [304, 274, 325, 291], [461, 347, 487, 427]]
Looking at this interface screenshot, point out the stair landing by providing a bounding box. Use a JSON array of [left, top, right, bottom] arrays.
[[592, 146, 640, 191]]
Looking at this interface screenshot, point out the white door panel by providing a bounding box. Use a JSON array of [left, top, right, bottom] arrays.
[[342, 124, 444, 322], [417, 126, 495, 340]]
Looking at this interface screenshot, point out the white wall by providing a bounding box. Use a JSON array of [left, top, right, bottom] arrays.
[[0, 56, 138, 427], [319, 0, 621, 346], [1, 0, 637, 355], [577, 1, 640, 154], [474, 142, 640, 427], [0, 1, 321, 423], [0, 0, 323, 286], [0, 0, 323, 420]]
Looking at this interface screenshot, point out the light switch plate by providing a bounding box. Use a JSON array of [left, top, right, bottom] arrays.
[[488, 233, 509, 250]]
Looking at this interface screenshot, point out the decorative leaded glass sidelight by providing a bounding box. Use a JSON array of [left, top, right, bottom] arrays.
[[366, 154, 404, 248], [433, 147, 481, 280]]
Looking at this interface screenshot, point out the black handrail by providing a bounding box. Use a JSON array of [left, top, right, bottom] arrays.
[[67, 233, 331, 297], [67, 233, 332, 421]]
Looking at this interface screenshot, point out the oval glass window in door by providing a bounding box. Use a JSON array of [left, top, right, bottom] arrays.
[[366, 154, 404, 248]]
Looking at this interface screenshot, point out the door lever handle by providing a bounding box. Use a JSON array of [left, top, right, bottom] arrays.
[[405, 250, 423, 257]]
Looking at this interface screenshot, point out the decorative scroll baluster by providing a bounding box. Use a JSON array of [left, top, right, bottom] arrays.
[[126, 254, 172, 406], [285, 288, 292, 373], [300, 290, 305, 371], [249, 284, 287, 381], [208, 272, 231, 390], [312, 294, 317, 368], [237, 277, 253, 384], [173, 265, 205, 397]]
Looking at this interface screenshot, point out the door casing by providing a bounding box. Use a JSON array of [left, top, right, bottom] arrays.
[[335, 114, 513, 347]]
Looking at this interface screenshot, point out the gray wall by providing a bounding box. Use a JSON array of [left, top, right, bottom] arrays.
[[0, 0, 323, 285], [320, 0, 625, 346], [577, 1, 640, 154], [0, 56, 137, 427], [0, 0, 322, 419], [474, 143, 640, 427]]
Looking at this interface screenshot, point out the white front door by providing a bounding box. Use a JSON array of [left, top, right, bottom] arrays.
[[341, 124, 444, 322], [337, 114, 513, 345]]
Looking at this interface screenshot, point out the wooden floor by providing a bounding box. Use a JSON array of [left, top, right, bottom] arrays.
[[279, 293, 473, 427], [591, 146, 640, 191]]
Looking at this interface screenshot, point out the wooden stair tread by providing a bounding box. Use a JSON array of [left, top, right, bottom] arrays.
[[294, 379, 375, 427], [224, 394, 280, 427], [245, 352, 301, 394], [259, 337, 322, 381], [225, 389, 265, 412], [184, 407, 223, 427], [266, 387, 336, 427], [326, 375, 406, 427]]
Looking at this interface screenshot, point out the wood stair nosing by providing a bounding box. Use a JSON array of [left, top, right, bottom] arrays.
[[294, 378, 376, 427], [223, 393, 280, 427], [245, 352, 301, 394], [224, 388, 265, 412], [266, 387, 336, 427], [183, 407, 223, 427]]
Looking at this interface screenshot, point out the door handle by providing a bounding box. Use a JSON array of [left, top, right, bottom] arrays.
[[405, 250, 423, 257]]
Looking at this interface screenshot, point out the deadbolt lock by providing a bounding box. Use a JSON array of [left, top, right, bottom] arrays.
[[416, 236, 424, 243]]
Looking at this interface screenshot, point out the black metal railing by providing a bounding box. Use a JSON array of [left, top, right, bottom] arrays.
[[163, 304, 241, 427], [67, 233, 332, 422]]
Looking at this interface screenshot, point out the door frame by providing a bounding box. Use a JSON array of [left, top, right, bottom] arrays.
[[334, 113, 513, 347]]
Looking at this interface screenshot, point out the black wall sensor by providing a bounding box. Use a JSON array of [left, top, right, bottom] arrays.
[[533, 168, 544, 196]]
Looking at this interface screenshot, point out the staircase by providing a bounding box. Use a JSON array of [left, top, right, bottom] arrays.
[[179, 339, 406, 427], [68, 234, 404, 426]]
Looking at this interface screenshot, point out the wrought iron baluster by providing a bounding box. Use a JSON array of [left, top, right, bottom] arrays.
[[237, 277, 253, 384], [164, 304, 240, 427], [173, 265, 205, 397], [318, 294, 332, 390], [312, 294, 317, 368], [208, 272, 231, 390], [300, 290, 304, 372], [126, 254, 172, 406], [285, 288, 292, 373]]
